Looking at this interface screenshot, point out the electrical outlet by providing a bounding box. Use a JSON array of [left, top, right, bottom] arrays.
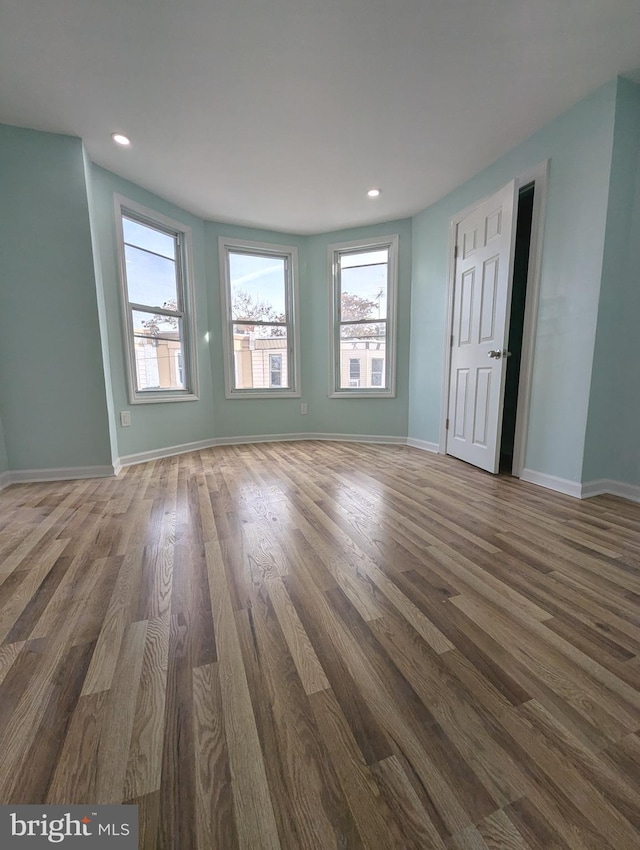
[[300, 403, 308, 415], [120, 410, 131, 427]]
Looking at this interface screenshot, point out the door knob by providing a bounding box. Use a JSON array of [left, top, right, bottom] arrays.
[[488, 350, 502, 359]]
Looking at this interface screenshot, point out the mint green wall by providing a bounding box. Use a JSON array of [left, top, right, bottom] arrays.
[[88, 165, 216, 459], [619, 120, 640, 487], [83, 150, 119, 467], [583, 79, 640, 485], [0, 125, 112, 470], [408, 82, 618, 483], [0, 412, 8, 475], [614, 132, 640, 486]]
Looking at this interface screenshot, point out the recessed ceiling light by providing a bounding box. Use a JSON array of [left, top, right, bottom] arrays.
[[367, 188, 381, 198], [111, 133, 131, 146]]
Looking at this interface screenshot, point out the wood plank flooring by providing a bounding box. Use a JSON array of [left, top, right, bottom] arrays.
[[1, 440, 640, 848]]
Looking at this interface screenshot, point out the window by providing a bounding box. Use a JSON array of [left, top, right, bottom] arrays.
[[329, 235, 398, 397], [219, 238, 300, 398], [115, 197, 198, 403], [371, 357, 384, 387], [349, 358, 361, 387], [269, 354, 283, 387]]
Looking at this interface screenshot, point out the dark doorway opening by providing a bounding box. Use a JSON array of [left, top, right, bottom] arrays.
[[500, 182, 535, 472]]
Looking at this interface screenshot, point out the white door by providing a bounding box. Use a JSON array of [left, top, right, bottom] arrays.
[[446, 181, 518, 473]]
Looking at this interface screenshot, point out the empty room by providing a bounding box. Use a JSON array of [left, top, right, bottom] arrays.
[[1, 1, 640, 848]]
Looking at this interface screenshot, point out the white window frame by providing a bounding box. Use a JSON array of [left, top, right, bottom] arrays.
[[114, 195, 199, 404], [329, 234, 398, 398], [219, 237, 301, 399]]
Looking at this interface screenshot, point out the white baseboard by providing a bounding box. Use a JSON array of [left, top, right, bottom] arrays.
[[519, 468, 582, 499], [117, 432, 408, 467], [581, 479, 612, 499], [4, 465, 116, 486], [406, 438, 439, 453], [118, 434, 312, 466], [305, 432, 407, 446], [0, 470, 11, 492], [581, 478, 640, 503], [518, 470, 640, 504], [213, 432, 309, 446], [118, 437, 220, 467]]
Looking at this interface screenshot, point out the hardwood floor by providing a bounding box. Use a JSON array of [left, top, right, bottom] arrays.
[[1, 440, 640, 849]]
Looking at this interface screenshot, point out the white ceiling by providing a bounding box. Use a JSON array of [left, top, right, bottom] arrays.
[[1, 0, 640, 234]]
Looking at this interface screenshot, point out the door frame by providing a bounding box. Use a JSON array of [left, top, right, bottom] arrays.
[[438, 160, 549, 477]]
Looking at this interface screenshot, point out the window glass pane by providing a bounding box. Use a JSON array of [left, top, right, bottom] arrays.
[[132, 309, 182, 341], [340, 249, 388, 269], [123, 217, 176, 260], [339, 321, 386, 342], [340, 263, 387, 321], [125, 244, 178, 308], [232, 324, 289, 389], [338, 323, 386, 390], [131, 310, 185, 391], [347, 357, 361, 387], [229, 252, 286, 320], [269, 353, 283, 387], [371, 357, 384, 387]]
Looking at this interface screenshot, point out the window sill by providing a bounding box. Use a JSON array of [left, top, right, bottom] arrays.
[[129, 391, 200, 404], [329, 390, 396, 399], [225, 389, 302, 400]]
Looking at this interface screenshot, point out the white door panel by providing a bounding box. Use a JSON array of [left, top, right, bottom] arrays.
[[446, 181, 517, 473]]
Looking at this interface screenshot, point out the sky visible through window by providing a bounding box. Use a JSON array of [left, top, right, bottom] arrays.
[[229, 252, 286, 317], [340, 249, 388, 321], [123, 216, 178, 308]]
